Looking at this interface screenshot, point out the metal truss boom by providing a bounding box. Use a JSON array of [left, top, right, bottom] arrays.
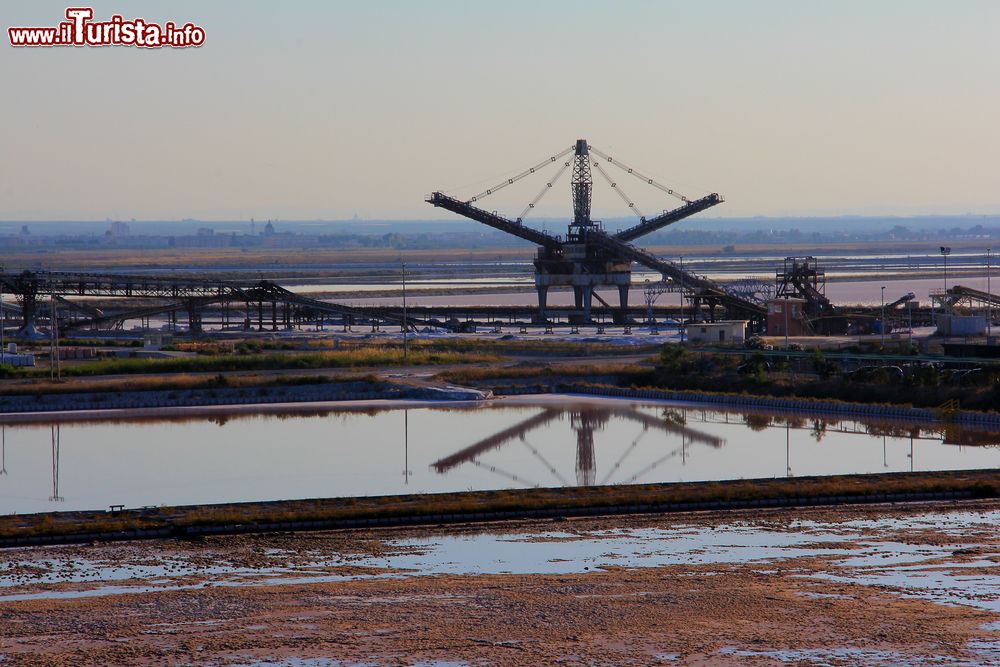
[[426, 192, 563, 249]]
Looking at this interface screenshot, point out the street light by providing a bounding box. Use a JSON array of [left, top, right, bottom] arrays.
[[679, 255, 686, 343], [401, 261, 408, 361], [987, 248, 993, 340], [939, 247, 952, 330], [940, 246, 952, 292], [908, 300, 913, 347], [783, 294, 789, 350], [880, 285, 886, 347], [0, 278, 4, 364]]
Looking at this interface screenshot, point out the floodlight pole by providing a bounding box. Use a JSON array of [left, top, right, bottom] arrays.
[[783, 295, 789, 349], [0, 278, 5, 363], [941, 246, 951, 292], [679, 255, 686, 342], [939, 246, 952, 328], [988, 248, 992, 340], [401, 261, 408, 361], [880, 286, 886, 347]]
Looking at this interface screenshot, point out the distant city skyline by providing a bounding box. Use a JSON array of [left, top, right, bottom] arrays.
[[2, 1, 999, 221]]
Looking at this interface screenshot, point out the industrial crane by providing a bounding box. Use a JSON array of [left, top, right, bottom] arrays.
[[427, 139, 764, 323]]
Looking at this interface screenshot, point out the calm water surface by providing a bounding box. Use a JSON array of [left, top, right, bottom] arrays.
[[0, 400, 997, 515]]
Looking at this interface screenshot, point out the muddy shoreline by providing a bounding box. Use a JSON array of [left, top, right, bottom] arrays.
[[0, 500, 996, 666]]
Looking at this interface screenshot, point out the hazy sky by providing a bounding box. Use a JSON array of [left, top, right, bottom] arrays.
[[2, 1, 999, 222]]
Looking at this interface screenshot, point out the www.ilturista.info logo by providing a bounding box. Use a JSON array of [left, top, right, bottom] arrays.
[[8, 7, 205, 48]]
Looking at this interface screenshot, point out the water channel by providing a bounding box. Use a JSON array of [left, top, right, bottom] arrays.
[[1, 399, 996, 515]]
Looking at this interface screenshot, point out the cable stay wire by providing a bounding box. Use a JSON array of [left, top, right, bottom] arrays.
[[622, 447, 683, 485], [590, 157, 645, 223], [516, 159, 572, 223], [518, 436, 572, 486], [467, 146, 575, 204], [588, 145, 691, 203], [467, 457, 541, 489], [599, 426, 648, 486]]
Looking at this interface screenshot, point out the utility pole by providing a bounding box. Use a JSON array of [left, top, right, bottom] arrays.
[[908, 301, 913, 347], [988, 248, 993, 340], [783, 294, 789, 349], [939, 246, 951, 331], [49, 297, 60, 380], [880, 285, 886, 348], [401, 261, 408, 361], [0, 277, 5, 363], [940, 246, 951, 291], [679, 255, 686, 343]]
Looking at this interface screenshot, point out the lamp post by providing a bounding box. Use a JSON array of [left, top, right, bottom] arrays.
[[783, 295, 789, 348], [679, 255, 686, 343], [880, 285, 886, 347], [0, 278, 4, 363], [940, 246, 951, 292], [939, 246, 952, 330], [401, 261, 408, 361], [908, 301, 913, 347], [988, 248, 993, 340]]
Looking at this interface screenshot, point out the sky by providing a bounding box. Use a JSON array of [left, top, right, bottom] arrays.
[[2, 1, 999, 222]]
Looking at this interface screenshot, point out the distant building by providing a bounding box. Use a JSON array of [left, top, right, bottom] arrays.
[[109, 221, 131, 237], [263, 221, 275, 236]]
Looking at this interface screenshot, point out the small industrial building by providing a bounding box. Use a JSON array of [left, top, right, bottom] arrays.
[[935, 314, 986, 336], [766, 297, 808, 336], [687, 320, 748, 345]]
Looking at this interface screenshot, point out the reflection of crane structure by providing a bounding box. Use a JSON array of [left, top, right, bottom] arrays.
[[431, 406, 724, 488], [427, 140, 765, 324]]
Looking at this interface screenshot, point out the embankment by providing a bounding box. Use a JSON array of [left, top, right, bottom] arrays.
[[0, 380, 489, 418], [495, 383, 1000, 430], [2, 469, 995, 548]]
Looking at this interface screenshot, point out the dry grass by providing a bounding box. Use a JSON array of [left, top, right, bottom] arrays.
[[8, 348, 500, 379], [0, 372, 381, 397], [2, 470, 994, 542], [437, 363, 648, 383]]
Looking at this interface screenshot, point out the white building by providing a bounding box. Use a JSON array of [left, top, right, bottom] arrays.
[[687, 320, 748, 345]]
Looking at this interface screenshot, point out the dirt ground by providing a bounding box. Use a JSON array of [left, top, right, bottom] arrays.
[[0, 501, 996, 666]]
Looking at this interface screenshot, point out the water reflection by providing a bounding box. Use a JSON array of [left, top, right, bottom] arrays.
[[0, 402, 996, 515], [49, 425, 63, 503], [432, 406, 723, 487]]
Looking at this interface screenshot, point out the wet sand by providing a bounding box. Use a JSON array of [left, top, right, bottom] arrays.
[[0, 500, 996, 666]]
